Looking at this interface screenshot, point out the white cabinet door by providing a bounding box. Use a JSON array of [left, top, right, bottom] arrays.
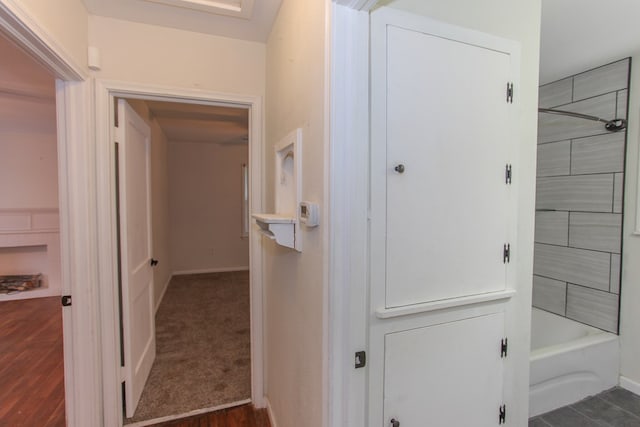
[[117, 99, 156, 417], [384, 313, 505, 427], [372, 18, 515, 309]]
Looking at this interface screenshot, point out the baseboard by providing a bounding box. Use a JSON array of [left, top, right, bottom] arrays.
[[265, 397, 278, 427], [155, 275, 172, 314], [620, 376, 640, 395], [172, 266, 249, 276]]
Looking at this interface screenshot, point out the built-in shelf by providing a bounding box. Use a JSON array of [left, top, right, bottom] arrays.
[[376, 289, 516, 319], [253, 213, 297, 250], [0, 209, 61, 301]]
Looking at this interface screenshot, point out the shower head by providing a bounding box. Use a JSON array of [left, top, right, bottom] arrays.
[[605, 119, 627, 132]]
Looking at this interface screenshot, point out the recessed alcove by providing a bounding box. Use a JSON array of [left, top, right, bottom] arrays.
[[0, 210, 61, 301]]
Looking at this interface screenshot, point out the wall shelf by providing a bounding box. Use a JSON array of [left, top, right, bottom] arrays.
[[253, 213, 297, 250]]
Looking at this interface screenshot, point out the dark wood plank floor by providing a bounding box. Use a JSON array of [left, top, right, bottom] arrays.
[[0, 297, 65, 427], [150, 404, 270, 427]]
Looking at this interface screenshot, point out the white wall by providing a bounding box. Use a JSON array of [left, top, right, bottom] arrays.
[[264, 0, 328, 426], [168, 141, 249, 274], [375, 0, 541, 422], [88, 15, 265, 96], [6, 0, 88, 72], [620, 51, 640, 390], [0, 35, 58, 209]]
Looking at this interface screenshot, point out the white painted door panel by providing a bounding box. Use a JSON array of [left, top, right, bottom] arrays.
[[117, 99, 155, 418], [384, 313, 505, 426], [384, 25, 511, 308]]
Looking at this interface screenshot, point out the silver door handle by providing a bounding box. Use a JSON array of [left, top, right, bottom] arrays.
[[394, 164, 405, 174], [390, 418, 400, 427]]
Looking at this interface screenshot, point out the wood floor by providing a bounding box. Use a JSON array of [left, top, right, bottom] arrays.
[[150, 404, 270, 427], [0, 296, 65, 427]]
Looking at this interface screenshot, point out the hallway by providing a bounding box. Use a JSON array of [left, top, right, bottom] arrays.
[[127, 271, 251, 424]]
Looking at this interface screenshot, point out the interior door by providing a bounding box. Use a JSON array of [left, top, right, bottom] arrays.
[[380, 23, 512, 308], [116, 99, 155, 417], [384, 313, 505, 426]]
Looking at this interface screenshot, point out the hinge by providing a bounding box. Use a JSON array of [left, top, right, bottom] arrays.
[[505, 164, 512, 184], [503, 244, 511, 263], [355, 351, 366, 369], [501, 338, 508, 358], [61, 295, 72, 307], [499, 404, 506, 424], [506, 82, 514, 103]]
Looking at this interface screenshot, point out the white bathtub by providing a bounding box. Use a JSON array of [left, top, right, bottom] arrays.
[[529, 308, 619, 417]]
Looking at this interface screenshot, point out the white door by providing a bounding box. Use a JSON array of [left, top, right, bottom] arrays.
[[116, 99, 156, 417], [377, 24, 513, 308], [384, 313, 505, 426]]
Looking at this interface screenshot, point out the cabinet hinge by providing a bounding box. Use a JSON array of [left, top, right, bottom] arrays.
[[61, 295, 72, 307], [499, 404, 506, 424], [355, 351, 366, 369], [501, 338, 508, 358], [505, 164, 512, 184], [506, 82, 514, 103], [503, 244, 511, 264]]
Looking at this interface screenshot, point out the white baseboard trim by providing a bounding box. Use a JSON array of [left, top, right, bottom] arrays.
[[620, 376, 640, 395], [265, 397, 278, 427], [155, 275, 172, 314], [172, 266, 249, 276]]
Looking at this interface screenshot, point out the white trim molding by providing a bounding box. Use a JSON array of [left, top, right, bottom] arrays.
[[333, 0, 380, 11], [328, 4, 370, 427], [0, 0, 85, 80], [265, 397, 278, 427], [93, 79, 265, 426], [620, 376, 640, 395], [56, 78, 102, 427]]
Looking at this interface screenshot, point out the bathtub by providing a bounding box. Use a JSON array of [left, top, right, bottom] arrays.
[[529, 308, 619, 417]]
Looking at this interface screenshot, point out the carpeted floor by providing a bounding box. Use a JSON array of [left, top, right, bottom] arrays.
[[125, 271, 251, 424]]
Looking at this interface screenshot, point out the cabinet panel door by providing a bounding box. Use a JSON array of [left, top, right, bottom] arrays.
[[384, 313, 505, 426], [382, 25, 512, 308]]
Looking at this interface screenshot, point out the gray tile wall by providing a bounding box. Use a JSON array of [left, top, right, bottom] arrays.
[[533, 58, 629, 333]]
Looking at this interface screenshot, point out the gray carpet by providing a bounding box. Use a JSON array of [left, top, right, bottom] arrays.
[[125, 271, 251, 424]]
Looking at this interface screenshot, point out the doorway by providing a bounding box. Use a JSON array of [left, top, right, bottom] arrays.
[[115, 97, 253, 425], [0, 31, 65, 426], [94, 83, 264, 427]]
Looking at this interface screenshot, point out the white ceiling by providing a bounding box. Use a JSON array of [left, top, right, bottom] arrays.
[[83, 0, 282, 42], [144, 100, 248, 144], [540, 0, 640, 84]]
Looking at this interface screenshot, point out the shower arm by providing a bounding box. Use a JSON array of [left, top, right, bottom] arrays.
[[538, 107, 627, 132]]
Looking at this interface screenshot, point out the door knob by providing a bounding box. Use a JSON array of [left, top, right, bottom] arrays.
[[390, 418, 400, 427], [394, 164, 405, 173], [150, 258, 159, 267]]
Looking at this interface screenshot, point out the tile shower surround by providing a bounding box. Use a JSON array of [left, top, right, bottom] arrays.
[[533, 58, 630, 333]]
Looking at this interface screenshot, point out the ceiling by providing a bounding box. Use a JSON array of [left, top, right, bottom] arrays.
[[144, 100, 249, 144], [540, 0, 640, 84], [82, 0, 282, 42]]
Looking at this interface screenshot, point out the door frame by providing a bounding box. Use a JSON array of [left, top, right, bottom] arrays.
[[0, 2, 95, 427], [94, 80, 264, 427]]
